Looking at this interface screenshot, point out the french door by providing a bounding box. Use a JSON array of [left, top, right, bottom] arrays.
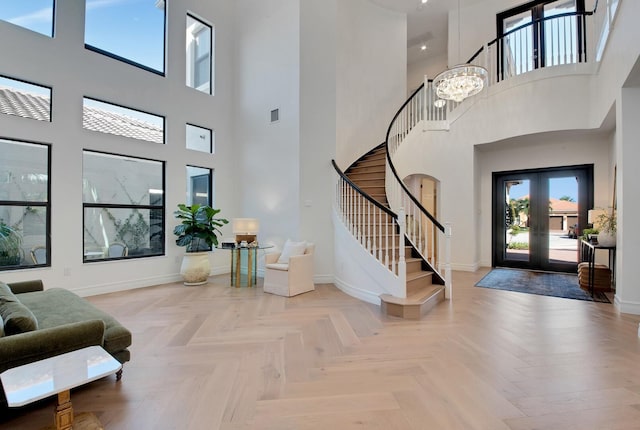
[[497, 0, 586, 80], [493, 165, 593, 273]]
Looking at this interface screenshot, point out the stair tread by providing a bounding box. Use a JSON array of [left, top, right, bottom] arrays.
[[380, 285, 443, 305], [407, 270, 434, 281]]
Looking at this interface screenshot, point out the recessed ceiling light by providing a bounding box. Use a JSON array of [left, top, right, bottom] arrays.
[[421, 0, 428, 3], [421, 44, 427, 51]]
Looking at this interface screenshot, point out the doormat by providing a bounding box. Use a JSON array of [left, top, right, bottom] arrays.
[[475, 268, 610, 303]]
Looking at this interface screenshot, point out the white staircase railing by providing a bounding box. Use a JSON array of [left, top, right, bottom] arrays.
[[332, 161, 407, 296]]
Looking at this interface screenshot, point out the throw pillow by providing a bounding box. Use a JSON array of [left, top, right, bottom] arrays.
[[0, 283, 38, 335], [0, 282, 18, 304], [277, 239, 307, 264]]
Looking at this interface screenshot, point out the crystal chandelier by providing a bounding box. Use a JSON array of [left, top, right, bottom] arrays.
[[433, 64, 488, 103], [432, 0, 488, 104]]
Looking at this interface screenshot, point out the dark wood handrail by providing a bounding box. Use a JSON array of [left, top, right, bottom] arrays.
[[467, 9, 595, 64], [331, 159, 397, 218], [384, 84, 445, 233]]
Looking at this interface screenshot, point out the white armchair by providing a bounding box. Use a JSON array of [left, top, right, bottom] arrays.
[[263, 242, 315, 297]]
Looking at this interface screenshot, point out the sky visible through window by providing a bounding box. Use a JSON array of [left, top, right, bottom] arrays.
[[0, 1, 165, 72], [0, 1, 54, 36], [509, 177, 577, 201]]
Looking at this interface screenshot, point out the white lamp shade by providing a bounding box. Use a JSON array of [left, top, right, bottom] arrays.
[[588, 209, 606, 225], [232, 218, 259, 234]]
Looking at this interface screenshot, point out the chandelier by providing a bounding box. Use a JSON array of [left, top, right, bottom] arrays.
[[431, 0, 488, 105], [433, 64, 488, 103]]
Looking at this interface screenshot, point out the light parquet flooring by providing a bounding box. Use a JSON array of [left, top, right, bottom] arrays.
[[3, 270, 640, 430]]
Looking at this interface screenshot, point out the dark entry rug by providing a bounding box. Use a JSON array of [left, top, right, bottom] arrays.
[[475, 268, 611, 303]]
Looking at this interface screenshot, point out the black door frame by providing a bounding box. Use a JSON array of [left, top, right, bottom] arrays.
[[492, 164, 593, 273]]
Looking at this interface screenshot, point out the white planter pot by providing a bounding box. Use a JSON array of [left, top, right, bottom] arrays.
[[597, 231, 616, 247], [180, 252, 211, 286]]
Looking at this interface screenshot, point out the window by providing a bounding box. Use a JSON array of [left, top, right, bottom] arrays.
[[85, 0, 166, 74], [186, 15, 213, 94], [0, 76, 52, 122], [0, 1, 54, 37], [83, 97, 164, 144], [0, 139, 50, 270], [497, 0, 586, 80], [83, 151, 164, 261], [186, 166, 212, 207], [186, 124, 214, 153]]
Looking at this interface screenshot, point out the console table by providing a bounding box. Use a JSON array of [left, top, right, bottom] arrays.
[[220, 245, 272, 287], [579, 239, 616, 296], [0, 345, 121, 430]]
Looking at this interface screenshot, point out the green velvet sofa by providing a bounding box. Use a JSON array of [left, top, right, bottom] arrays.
[[0, 280, 132, 399]]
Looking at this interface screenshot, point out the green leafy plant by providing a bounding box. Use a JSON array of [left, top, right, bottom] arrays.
[[0, 220, 23, 266], [173, 204, 228, 252], [596, 210, 616, 234]]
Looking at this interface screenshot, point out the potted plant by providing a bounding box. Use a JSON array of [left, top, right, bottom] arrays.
[[0, 221, 23, 267], [174, 204, 228, 285], [595, 209, 616, 247]]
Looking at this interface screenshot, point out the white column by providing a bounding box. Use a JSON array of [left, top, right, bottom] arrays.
[[614, 86, 640, 315]]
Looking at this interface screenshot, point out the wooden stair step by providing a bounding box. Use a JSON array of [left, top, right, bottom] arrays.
[[380, 285, 445, 319]]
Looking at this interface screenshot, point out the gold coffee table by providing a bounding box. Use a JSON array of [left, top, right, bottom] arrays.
[[0, 346, 121, 430]]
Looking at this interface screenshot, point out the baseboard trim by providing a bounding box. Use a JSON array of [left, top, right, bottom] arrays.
[[614, 295, 640, 315], [333, 276, 381, 306], [450, 262, 479, 272], [73, 274, 182, 297]]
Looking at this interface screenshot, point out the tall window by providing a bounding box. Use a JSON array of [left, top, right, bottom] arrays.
[[0, 1, 54, 37], [186, 166, 212, 207], [83, 151, 165, 261], [85, 0, 166, 74], [186, 15, 213, 94], [186, 124, 214, 153], [0, 76, 52, 122], [83, 97, 165, 144], [0, 139, 50, 270], [497, 0, 586, 79]]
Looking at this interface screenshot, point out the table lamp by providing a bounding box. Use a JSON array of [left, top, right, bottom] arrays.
[[232, 218, 259, 245]]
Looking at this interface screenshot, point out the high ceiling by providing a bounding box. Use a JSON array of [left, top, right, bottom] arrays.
[[367, 0, 488, 65]]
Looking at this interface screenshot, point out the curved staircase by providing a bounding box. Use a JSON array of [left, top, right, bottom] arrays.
[[345, 145, 445, 319]]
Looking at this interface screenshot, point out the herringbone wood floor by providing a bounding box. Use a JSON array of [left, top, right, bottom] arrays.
[[3, 270, 640, 430]]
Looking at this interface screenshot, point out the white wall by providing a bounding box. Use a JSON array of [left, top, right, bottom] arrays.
[[335, 0, 407, 168], [407, 52, 448, 94], [300, 0, 338, 282], [0, 1, 238, 294], [233, 0, 301, 253]]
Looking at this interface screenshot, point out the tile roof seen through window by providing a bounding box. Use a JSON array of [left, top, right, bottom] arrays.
[[0, 87, 163, 144]]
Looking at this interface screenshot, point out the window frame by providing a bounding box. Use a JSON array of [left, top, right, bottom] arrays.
[[0, 1, 56, 37], [185, 123, 214, 153], [82, 149, 166, 262], [82, 96, 166, 145], [84, 1, 167, 76], [0, 138, 52, 271], [0, 75, 53, 122], [186, 13, 213, 94]]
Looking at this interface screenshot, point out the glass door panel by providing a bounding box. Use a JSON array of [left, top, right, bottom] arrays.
[[502, 11, 534, 77], [543, 0, 578, 66], [547, 176, 579, 266], [505, 179, 530, 262]]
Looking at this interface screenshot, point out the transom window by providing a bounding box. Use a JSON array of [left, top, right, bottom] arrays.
[[0, 1, 54, 37], [0, 76, 52, 122], [85, 0, 166, 74], [186, 124, 214, 153], [83, 97, 165, 144]]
